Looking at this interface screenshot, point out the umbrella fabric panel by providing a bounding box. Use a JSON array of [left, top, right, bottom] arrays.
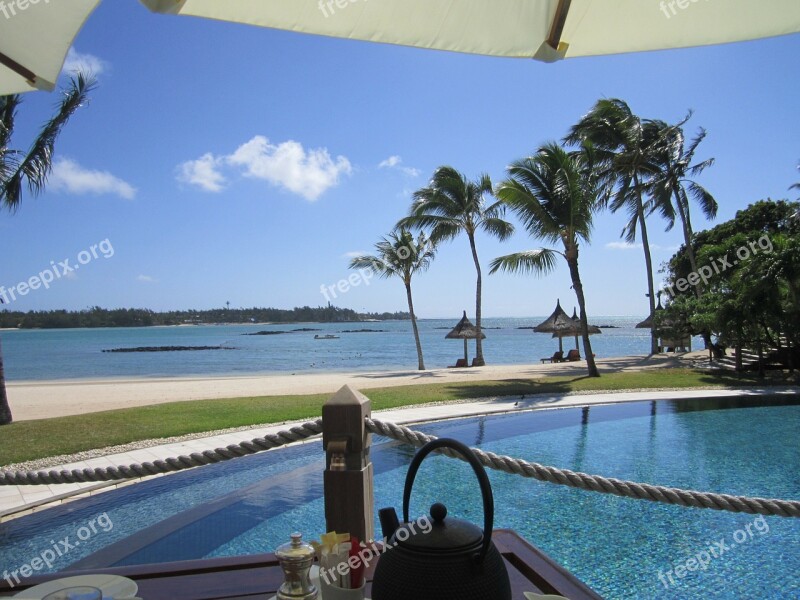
[[141, 0, 555, 58], [562, 0, 800, 59], [0, 0, 100, 94], [141, 0, 800, 60]]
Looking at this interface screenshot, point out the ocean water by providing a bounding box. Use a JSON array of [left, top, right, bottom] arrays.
[[0, 317, 687, 381]]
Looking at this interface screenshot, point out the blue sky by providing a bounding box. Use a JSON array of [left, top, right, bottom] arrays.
[[2, 2, 798, 318]]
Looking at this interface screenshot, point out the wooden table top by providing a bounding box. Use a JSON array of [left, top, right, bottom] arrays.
[[0, 530, 602, 599]]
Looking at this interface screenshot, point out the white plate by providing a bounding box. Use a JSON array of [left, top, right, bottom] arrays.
[[13, 575, 138, 599]]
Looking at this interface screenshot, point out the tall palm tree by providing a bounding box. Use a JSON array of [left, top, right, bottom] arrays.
[[650, 118, 718, 294], [398, 167, 514, 366], [0, 74, 94, 425], [565, 99, 663, 354], [350, 229, 435, 370], [490, 143, 601, 378]]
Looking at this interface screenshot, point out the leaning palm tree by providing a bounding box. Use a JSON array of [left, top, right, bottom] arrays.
[[350, 229, 435, 370], [398, 167, 514, 366], [0, 74, 94, 425], [565, 99, 663, 354], [649, 117, 718, 294], [490, 143, 601, 377]]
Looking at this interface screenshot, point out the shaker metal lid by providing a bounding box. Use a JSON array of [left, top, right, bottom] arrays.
[[275, 532, 316, 562], [395, 503, 483, 553]]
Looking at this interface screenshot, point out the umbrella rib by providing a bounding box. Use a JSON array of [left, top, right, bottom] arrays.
[[0, 51, 36, 85], [546, 0, 572, 50]]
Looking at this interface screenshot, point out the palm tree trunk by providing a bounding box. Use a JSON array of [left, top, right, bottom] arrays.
[[566, 249, 599, 377], [673, 189, 701, 297], [468, 233, 485, 366], [0, 337, 12, 425], [635, 182, 659, 355], [405, 281, 425, 370]]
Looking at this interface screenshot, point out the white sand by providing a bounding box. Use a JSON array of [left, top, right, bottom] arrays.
[[6, 353, 707, 421]]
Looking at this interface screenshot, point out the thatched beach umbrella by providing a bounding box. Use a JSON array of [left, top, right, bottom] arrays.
[[635, 300, 664, 329], [534, 299, 573, 352], [534, 299, 572, 333], [446, 310, 486, 363], [635, 300, 690, 351], [551, 308, 602, 352]]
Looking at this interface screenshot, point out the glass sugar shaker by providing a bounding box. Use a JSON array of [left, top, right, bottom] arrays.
[[276, 532, 319, 600]]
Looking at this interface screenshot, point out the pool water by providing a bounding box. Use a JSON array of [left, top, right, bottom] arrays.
[[1, 396, 798, 599]]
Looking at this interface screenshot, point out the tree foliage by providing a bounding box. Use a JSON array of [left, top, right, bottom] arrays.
[[661, 199, 800, 367], [0, 305, 410, 329]]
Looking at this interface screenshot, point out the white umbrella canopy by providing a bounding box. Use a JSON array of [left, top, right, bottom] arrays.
[[0, 0, 101, 94], [3, 1, 798, 95], [141, 0, 800, 61]]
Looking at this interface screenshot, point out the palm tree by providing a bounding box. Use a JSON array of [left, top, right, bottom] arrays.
[[350, 229, 435, 370], [398, 167, 514, 366], [650, 117, 718, 293], [490, 143, 601, 377], [565, 99, 663, 354], [0, 74, 94, 425]]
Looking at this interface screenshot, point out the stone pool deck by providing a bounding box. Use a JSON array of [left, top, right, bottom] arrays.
[[1, 386, 797, 521]]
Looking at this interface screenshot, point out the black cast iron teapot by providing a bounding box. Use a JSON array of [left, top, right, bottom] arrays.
[[371, 438, 512, 600]]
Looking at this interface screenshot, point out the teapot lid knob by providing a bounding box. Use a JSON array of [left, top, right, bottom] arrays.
[[430, 502, 447, 523]]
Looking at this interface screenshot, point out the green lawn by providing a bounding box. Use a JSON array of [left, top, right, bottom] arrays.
[[0, 368, 776, 466]]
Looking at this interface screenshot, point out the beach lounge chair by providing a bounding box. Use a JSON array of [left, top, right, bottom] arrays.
[[471, 357, 483, 367], [540, 351, 564, 364], [448, 358, 468, 368], [566, 349, 581, 361]]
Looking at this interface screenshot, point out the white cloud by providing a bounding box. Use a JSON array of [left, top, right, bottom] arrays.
[[177, 153, 226, 192], [379, 155, 420, 177], [227, 136, 351, 201], [606, 242, 642, 250], [178, 136, 351, 201], [379, 156, 402, 168], [62, 48, 108, 76], [606, 241, 679, 252], [342, 250, 368, 258], [50, 158, 136, 199], [137, 275, 157, 283]]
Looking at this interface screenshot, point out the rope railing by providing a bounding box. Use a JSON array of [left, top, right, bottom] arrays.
[[364, 418, 800, 518], [1, 415, 798, 518], [0, 420, 323, 486]]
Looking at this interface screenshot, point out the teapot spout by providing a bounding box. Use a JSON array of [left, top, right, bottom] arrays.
[[378, 507, 400, 540]]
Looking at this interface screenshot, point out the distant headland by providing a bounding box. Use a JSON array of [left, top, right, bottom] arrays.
[[0, 305, 410, 330]]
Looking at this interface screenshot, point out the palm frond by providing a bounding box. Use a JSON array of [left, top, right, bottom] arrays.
[[480, 216, 514, 241], [2, 73, 95, 210], [489, 249, 561, 276], [686, 181, 718, 219]]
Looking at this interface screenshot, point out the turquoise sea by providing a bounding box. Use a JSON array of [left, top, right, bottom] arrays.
[[0, 317, 690, 381]]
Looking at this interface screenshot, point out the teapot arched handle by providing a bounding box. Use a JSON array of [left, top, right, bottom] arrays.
[[402, 438, 493, 564]]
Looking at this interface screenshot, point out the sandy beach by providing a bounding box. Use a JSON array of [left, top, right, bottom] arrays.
[[6, 353, 707, 421]]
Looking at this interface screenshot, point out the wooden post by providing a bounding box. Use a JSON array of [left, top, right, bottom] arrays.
[[322, 385, 374, 543]]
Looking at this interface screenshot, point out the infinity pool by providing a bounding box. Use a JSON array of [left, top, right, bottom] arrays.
[[1, 395, 798, 599]]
